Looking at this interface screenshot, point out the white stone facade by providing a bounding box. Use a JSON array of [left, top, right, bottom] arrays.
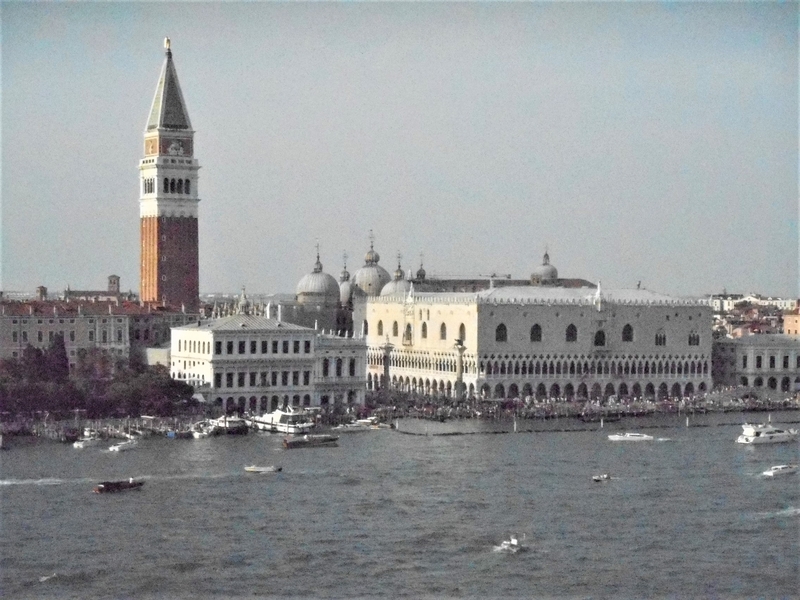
[[712, 335, 800, 392], [357, 286, 713, 400], [170, 315, 366, 412]]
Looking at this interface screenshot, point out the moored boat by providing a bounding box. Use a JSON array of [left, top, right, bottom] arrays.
[[208, 415, 249, 435], [736, 423, 798, 445], [762, 464, 798, 477], [283, 434, 339, 449], [73, 436, 102, 449], [93, 478, 145, 493], [246, 407, 314, 434], [109, 439, 138, 452], [332, 422, 370, 433], [608, 432, 654, 442]]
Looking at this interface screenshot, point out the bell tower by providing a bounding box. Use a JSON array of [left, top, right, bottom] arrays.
[[139, 38, 200, 310]]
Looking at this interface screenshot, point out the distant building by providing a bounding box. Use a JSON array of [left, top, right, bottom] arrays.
[[710, 293, 796, 313], [62, 275, 137, 304], [0, 299, 199, 371], [712, 335, 800, 392], [169, 313, 366, 413], [782, 309, 800, 336]]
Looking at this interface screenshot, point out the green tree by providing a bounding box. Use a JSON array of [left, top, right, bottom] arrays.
[[45, 333, 70, 383]]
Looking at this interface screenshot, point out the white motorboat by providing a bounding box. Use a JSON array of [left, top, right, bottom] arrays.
[[73, 436, 102, 449], [592, 473, 611, 482], [762, 464, 798, 477], [332, 422, 370, 433], [108, 439, 138, 452], [494, 534, 527, 553], [736, 423, 798, 445], [246, 407, 314, 434], [207, 415, 249, 435], [607, 432, 654, 442], [244, 465, 282, 473]]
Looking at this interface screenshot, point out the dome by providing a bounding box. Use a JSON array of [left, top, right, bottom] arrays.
[[352, 263, 391, 296], [296, 254, 340, 303], [381, 278, 412, 296], [531, 251, 558, 284], [416, 263, 426, 281], [352, 240, 391, 296], [339, 280, 353, 305], [381, 259, 412, 296]]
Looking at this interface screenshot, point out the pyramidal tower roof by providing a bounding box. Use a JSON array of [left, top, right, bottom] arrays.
[[146, 38, 192, 131]]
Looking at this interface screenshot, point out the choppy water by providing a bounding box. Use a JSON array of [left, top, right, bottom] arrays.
[[1, 413, 798, 599]]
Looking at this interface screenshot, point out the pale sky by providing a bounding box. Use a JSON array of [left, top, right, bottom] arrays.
[[2, 2, 797, 299]]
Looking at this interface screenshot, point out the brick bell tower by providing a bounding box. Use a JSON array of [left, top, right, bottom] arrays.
[[139, 38, 200, 310]]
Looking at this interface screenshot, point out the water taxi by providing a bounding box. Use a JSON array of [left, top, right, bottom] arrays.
[[762, 464, 798, 477]]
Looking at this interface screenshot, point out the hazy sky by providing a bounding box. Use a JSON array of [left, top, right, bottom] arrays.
[[2, 2, 797, 298]]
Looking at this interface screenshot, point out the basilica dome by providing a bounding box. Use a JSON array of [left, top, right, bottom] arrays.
[[339, 263, 353, 306], [531, 251, 558, 285], [296, 255, 340, 304], [381, 261, 412, 296], [352, 242, 391, 297]]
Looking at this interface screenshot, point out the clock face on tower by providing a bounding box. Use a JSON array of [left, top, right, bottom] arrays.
[[159, 138, 192, 157], [145, 139, 157, 155]]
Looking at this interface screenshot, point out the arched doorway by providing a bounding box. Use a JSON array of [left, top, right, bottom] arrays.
[[494, 384, 505, 399]]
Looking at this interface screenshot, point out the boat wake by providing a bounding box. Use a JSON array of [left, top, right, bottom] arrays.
[[656, 437, 673, 442], [0, 478, 65, 486], [754, 506, 800, 520], [38, 573, 57, 583]]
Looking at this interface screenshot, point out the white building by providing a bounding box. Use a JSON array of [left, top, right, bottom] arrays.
[[357, 285, 713, 400], [712, 334, 800, 392], [170, 314, 366, 413]]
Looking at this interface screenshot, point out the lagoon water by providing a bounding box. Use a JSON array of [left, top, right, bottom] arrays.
[[1, 413, 798, 599]]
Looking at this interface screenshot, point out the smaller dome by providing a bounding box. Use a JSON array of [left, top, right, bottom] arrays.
[[296, 253, 340, 302], [416, 263, 426, 280], [531, 251, 558, 284], [339, 280, 353, 305], [365, 247, 380, 264], [381, 278, 412, 296]]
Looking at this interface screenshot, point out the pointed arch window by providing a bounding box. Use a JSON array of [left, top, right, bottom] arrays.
[[594, 330, 606, 347], [688, 331, 700, 346], [655, 330, 666, 346], [440, 323, 447, 340], [170, 179, 176, 193], [622, 324, 633, 342], [421, 322, 428, 339], [530, 324, 542, 342], [459, 323, 466, 342], [177, 179, 183, 194], [163, 178, 169, 193], [495, 324, 508, 342], [363, 320, 368, 336], [185, 179, 190, 194], [377, 321, 383, 336], [566, 324, 577, 342], [392, 321, 398, 337]]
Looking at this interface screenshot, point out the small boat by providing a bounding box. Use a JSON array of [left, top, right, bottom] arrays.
[[592, 473, 611, 482], [283, 434, 339, 449], [608, 432, 654, 442], [208, 415, 249, 435], [73, 436, 102, 449], [108, 439, 138, 452], [332, 422, 370, 433], [494, 534, 527, 553], [93, 478, 145, 493], [736, 423, 798, 445], [244, 465, 282, 473], [762, 464, 798, 477]]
